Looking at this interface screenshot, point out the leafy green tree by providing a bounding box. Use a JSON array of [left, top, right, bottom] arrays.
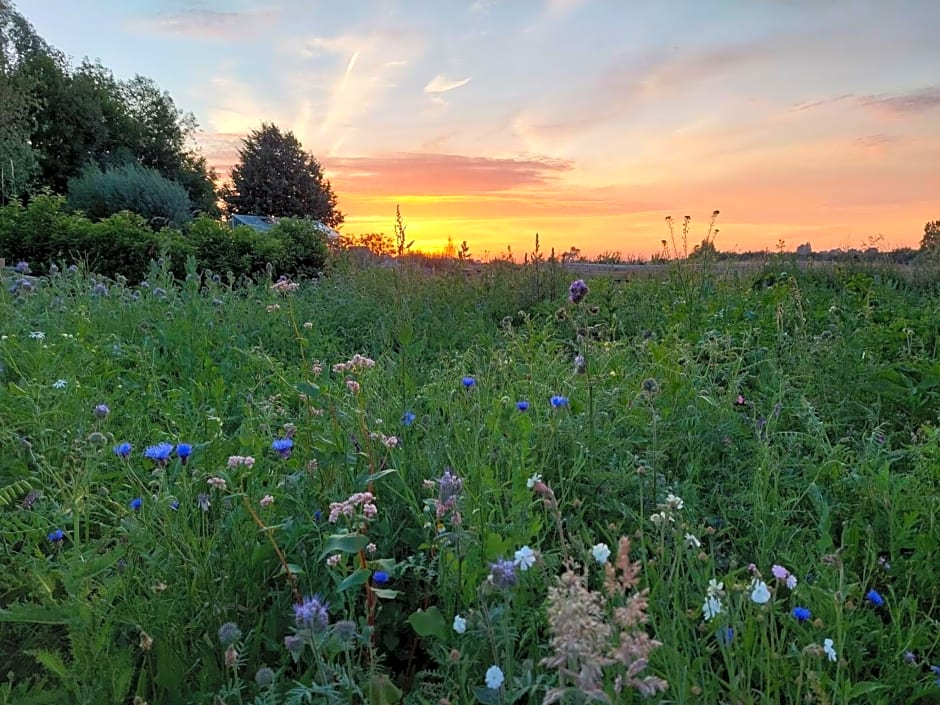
[[2, 2, 216, 209], [222, 123, 342, 227], [0, 0, 45, 199], [118, 75, 219, 215], [920, 220, 940, 251], [68, 163, 192, 227]]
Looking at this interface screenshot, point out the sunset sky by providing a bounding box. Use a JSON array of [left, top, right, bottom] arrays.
[[19, 0, 940, 258]]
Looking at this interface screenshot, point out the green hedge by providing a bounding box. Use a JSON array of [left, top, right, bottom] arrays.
[[0, 196, 328, 281]]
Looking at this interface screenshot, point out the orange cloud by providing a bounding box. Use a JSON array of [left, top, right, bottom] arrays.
[[325, 153, 572, 195]]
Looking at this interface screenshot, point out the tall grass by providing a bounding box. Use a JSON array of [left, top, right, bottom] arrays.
[[0, 254, 938, 704]]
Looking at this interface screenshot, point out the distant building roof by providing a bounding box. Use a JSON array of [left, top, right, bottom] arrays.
[[231, 214, 277, 232], [231, 214, 340, 239]]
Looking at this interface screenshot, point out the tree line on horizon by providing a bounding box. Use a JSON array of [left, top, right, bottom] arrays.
[[0, 2, 342, 229]]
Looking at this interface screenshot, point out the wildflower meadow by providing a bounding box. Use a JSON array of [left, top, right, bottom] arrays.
[[1, 254, 938, 704]]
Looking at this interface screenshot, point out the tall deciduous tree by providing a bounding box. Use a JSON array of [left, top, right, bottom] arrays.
[[222, 123, 342, 227]]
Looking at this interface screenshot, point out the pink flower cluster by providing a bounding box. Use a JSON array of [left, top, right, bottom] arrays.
[[271, 277, 299, 293], [369, 431, 399, 448], [227, 455, 255, 469], [328, 491, 377, 523], [771, 564, 798, 589], [207, 476, 227, 490], [332, 354, 375, 373]]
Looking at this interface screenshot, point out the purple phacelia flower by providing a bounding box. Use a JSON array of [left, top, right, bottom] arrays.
[[294, 595, 329, 632], [488, 558, 518, 589], [568, 279, 589, 304]]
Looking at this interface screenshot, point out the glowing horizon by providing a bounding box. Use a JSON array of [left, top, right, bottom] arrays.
[[18, 0, 940, 257]]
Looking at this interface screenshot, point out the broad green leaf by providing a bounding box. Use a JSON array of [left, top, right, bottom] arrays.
[[357, 468, 399, 487], [372, 588, 400, 600], [275, 563, 306, 576], [296, 382, 321, 398], [337, 568, 371, 592], [473, 686, 499, 705], [319, 533, 369, 559], [408, 606, 448, 640], [367, 672, 403, 705]]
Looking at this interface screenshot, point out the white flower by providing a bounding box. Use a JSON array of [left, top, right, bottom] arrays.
[[707, 579, 725, 598], [703, 596, 723, 621], [684, 533, 701, 549], [650, 511, 671, 525], [484, 665, 504, 689], [452, 615, 466, 634], [591, 542, 611, 564], [526, 473, 542, 489], [29, 331, 45, 340], [750, 579, 771, 604], [786, 574, 798, 590], [665, 493, 684, 510], [823, 638, 837, 662], [52, 379, 67, 389], [514, 545, 536, 571]]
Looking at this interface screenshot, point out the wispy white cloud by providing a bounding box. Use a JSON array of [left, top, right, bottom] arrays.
[[424, 75, 472, 94], [125, 9, 277, 40], [288, 29, 422, 155]]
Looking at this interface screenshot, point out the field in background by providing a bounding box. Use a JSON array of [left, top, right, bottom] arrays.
[[1, 255, 938, 704]]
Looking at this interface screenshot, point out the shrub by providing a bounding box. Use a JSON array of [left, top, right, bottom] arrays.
[[186, 216, 286, 279], [68, 163, 193, 227], [267, 217, 329, 278]]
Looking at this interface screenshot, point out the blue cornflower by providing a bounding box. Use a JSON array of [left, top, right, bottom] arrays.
[[272, 438, 293, 459], [516, 400, 529, 411], [169, 500, 180, 511], [401, 411, 416, 427], [931, 665, 940, 686], [144, 442, 174, 465], [550, 395, 569, 408], [294, 595, 329, 632], [462, 376, 476, 388], [792, 606, 812, 622], [717, 626, 734, 646], [197, 493, 210, 512], [93, 404, 110, 419], [47, 528, 65, 543], [113, 442, 132, 458], [866, 589, 885, 607], [488, 558, 518, 589], [176, 443, 193, 464], [14, 261, 30, 274], [373, 570, 390, 585], [129, 497, 142, 511], [314, 509, 322, 522]]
